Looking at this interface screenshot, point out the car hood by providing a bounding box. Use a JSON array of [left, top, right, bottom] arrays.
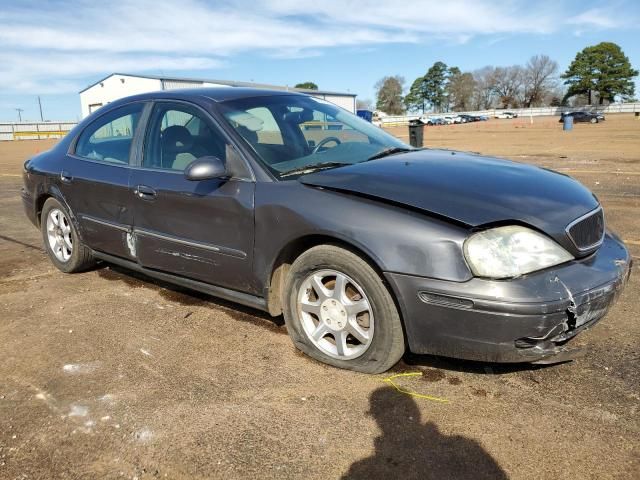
[[299, 149, 598, 241]]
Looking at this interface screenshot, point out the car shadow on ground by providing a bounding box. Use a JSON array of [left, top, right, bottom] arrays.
[[95, 262, 287, 333], [398, 351, 566, 375], [342, 386, 508, 480], [94, 262, 568, 373]]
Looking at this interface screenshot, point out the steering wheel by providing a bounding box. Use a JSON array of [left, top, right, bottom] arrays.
[[312, 136, 342, 154]]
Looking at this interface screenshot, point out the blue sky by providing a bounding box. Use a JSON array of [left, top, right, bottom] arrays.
[[1, 0, 639, 121]]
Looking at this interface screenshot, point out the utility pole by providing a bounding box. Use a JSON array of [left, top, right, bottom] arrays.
[[15, 108, 24, 122], [38, 96, 44, 121]]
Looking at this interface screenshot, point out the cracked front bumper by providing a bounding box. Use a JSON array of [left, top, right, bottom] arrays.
[[385, 232, 631, 363]]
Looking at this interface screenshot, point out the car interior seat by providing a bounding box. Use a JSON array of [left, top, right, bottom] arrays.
[[161, 125, 197, 170]]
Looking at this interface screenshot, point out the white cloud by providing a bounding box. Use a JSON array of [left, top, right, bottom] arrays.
[[567, 8, 620, 29], [0, 0, 631, 93]]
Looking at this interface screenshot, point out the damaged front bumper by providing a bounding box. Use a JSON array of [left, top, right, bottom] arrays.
[[385, 232, 632, 363]]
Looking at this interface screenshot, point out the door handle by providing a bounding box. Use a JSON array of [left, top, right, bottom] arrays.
[[60, 171, 73, 183], [134, 184, 157, 200]]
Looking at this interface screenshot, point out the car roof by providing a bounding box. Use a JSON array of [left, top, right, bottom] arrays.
[[109, 87, 307, 106]]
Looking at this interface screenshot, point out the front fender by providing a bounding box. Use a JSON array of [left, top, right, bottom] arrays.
[[254, 181, 473, 292]]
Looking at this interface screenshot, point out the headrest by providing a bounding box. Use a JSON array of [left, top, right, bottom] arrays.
[[283, 109, 314, 124], [161, 125, 193, 153]]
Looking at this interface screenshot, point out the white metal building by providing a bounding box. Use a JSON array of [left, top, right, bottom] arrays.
[[79, 73, 357, 118]]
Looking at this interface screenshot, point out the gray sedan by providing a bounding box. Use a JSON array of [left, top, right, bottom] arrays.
[[22, 88, 631, 373]]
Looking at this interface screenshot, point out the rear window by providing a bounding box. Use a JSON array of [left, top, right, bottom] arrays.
[[75, 103, 144, 164]]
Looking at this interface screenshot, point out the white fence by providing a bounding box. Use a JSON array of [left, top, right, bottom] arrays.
[[0, 122, 77, 141], [380, 102, 640, 126]]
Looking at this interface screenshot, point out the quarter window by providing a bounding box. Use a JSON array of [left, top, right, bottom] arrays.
[[143, 104, 229, 171], [75, 103, 143, 164]]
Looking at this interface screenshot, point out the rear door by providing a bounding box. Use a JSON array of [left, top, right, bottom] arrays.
[[130, 101, 256, 292], [62, 102, 146, 259]]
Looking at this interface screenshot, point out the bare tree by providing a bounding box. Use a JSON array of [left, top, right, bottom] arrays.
[[491, 66, 524, 108], [375, 76, 405, 115], [447, 71, 476, 111], [522, 55, 558, 107], [472, 67, 497, 110]]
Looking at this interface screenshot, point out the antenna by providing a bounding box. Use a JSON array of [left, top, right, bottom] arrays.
[[15, 108, 24, 122]]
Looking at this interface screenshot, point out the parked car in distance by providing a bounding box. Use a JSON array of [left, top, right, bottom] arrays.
[[495, 111, 518, 119], [459, 114, 478, 123], [559, 111, 605, 124], [22, 88, 631, 373], [419, 116, 444, 126]]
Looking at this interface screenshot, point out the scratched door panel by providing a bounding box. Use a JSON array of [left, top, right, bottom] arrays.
[[130, 170, 256, 293]]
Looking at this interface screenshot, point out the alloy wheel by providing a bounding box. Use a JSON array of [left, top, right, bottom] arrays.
[[46, 208, 73, 262], [297, 269, 374, 360]]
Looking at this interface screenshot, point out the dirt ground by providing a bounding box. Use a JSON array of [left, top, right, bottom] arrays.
[[1, 115, 639, 479]]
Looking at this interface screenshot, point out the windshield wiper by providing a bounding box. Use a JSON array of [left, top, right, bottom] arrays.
[[366, 147, 414, 162], [280, 162, 351, 178]]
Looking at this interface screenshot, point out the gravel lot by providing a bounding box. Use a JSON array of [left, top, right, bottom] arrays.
[[1, 115, 639, 479]]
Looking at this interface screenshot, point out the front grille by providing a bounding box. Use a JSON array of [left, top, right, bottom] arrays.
[[567, 208, 604, 251]]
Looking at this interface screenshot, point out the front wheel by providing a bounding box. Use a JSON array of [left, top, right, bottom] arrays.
[[590, 117, 598, 124], [283, 245, 405, 373]]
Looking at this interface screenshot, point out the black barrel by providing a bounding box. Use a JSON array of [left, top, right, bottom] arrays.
[[408, 120, 425, 147]]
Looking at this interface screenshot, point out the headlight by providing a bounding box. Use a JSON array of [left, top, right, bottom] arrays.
[[464, 226, 574, 279]]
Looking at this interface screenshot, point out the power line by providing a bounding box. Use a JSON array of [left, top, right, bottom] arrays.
[[15, 108, 24, 122]]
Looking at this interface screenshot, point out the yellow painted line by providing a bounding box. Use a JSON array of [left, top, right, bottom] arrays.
[[0, 174, 21, 177], [13, 131, 68, 137], [624, 240, 640, 246]]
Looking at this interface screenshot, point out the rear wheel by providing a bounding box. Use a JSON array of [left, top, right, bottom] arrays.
[[283, 245, 405, 373], [41, 198, 95, 273]]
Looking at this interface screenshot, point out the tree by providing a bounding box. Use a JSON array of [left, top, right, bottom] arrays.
[[423, 61, 449, 112], [404, 75, 429, 113], [522, 55, 558, 107], [375, 76, 405, 115], [491, 65, 524, 108], [294, 82, 318, 90], [562, 42, 638, 105], [472, 67, 497, 110], [447, 70, 476, 111], [405, 62, 451, 113]]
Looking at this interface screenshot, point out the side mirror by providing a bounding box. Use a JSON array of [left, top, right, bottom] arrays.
[[184, 156, 227, 181]]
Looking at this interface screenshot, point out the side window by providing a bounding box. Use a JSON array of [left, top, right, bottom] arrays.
[[75, 103, 143, 164], [143, 103, 229, 171]]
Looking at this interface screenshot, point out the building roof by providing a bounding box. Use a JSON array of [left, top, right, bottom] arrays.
[[79, 73, 355, 97]]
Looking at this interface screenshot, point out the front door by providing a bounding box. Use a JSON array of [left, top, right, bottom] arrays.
[[130, 101, 256, 292], [61, 102, 145, 260]]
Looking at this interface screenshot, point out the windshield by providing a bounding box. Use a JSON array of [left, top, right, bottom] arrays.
[[217, 94, 410, 179]]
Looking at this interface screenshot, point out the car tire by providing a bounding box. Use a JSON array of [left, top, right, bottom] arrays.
[[41, 198, 95, 273], [590, 117, 598, 124], [283, 245, 405, 373]]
